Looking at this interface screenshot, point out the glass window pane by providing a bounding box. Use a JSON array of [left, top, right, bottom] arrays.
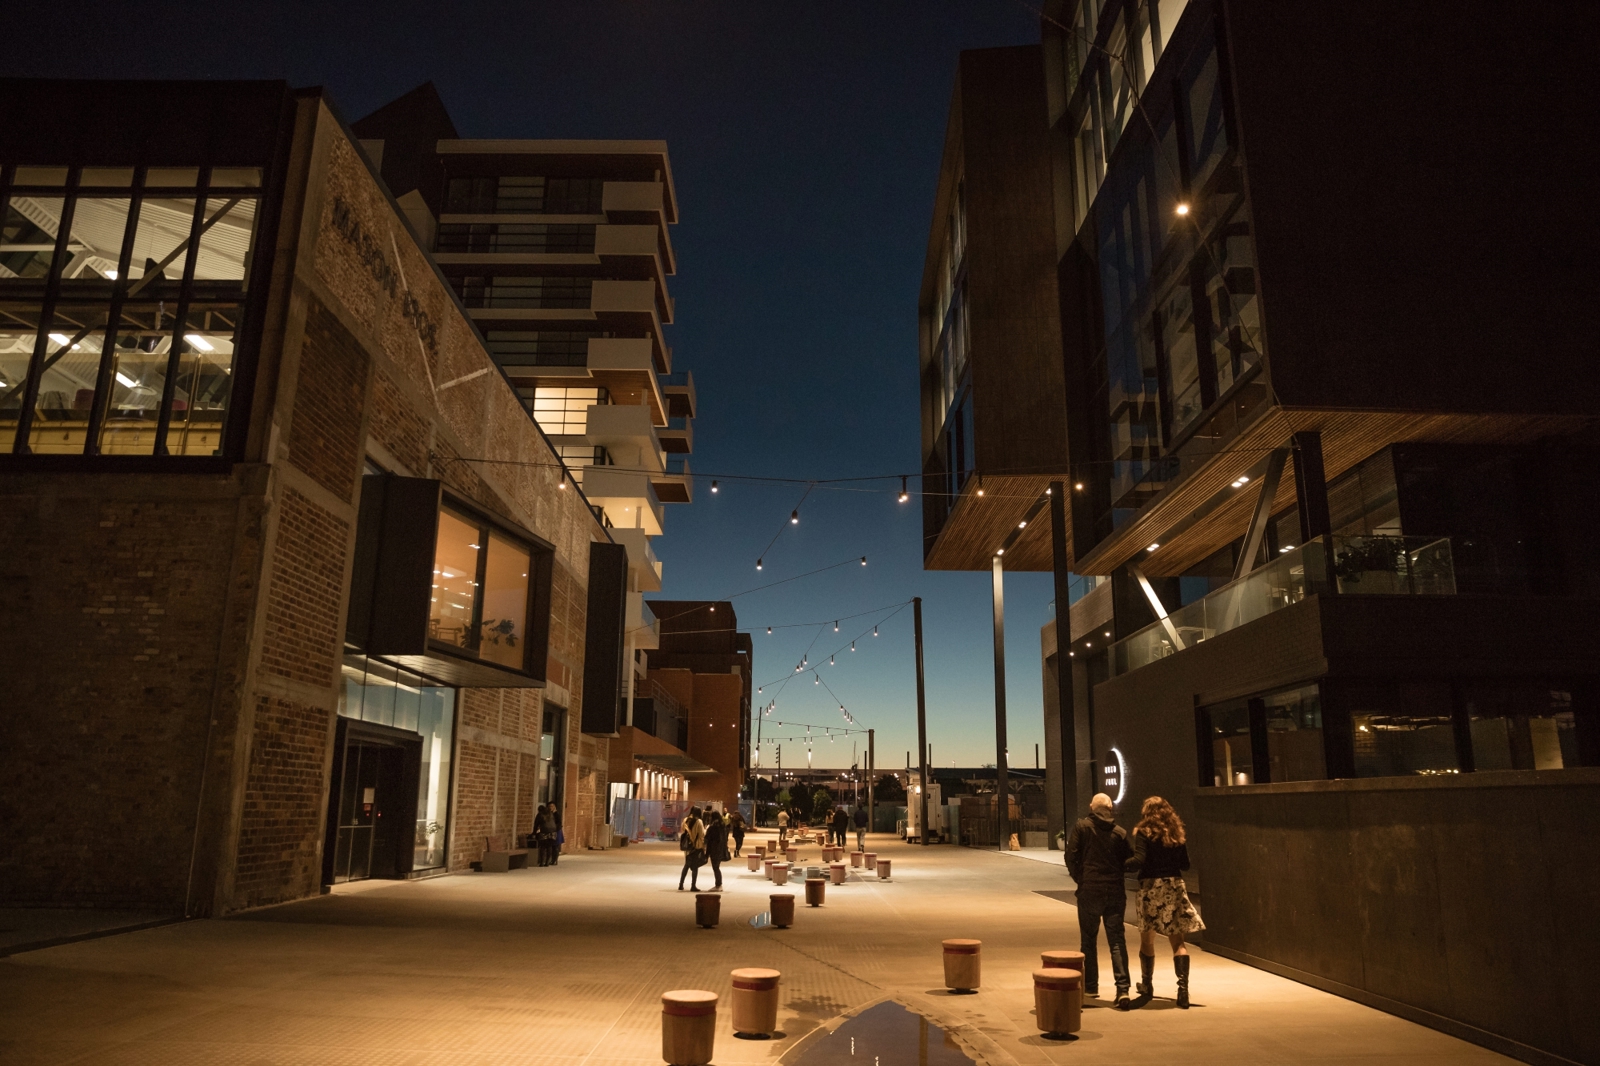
[[1349, 683, 1459, 777], [1467, 685, 1576, 771], [96, 300, 172, 454], [210, 168, 263, 189], [64, 196, 132, 281], [143, 168, 200, 189], [415, 685, 455, 868], [430, 510, 481, 653], [193, 196, 256, 282], [24, 307, 111, 454], [127, 196, 198, 286], [1155, 0, 1189, 57], [479, 532, 531, 669], [1209, 702, 1254, 785], [1263, 684, 1326, 782], [12, 167, 68, 186], [80, 168, 136, 188], [3, 195, 66, 278], [162, 301, 240, 456]]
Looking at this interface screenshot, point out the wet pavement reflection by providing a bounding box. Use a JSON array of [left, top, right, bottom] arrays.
[[789, 1002, 975, 1066]]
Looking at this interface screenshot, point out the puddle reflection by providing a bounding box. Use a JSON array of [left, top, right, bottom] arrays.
[[789, 1002, 974, 1066]]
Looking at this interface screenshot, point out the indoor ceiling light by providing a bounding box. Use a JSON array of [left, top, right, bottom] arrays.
[[1175, 202, 1191, 216], [1147, 543, 1159, 552], [185, 334, 215, 351]]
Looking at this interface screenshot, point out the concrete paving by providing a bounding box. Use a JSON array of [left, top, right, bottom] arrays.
[[0, 834, 1512, 1066]]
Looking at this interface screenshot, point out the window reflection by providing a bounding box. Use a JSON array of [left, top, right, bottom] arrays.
[[427, 503, 537, 674], [479, 532, 530, 669], [430, 509, 481, 652], [1467, 685, 1578, 771], [1264, 684, 1325, 782]]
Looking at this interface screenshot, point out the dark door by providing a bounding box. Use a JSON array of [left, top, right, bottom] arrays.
[[323, 718, 423, 885]]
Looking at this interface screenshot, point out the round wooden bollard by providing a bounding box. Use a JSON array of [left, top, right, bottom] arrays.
[[805, 877, 826, 907], [864, 853, 877, 870], [785, 847, 798, 864], [772, 863, 790, 886], [763, 859, 777, 880], [849, 851, 864, 868], [829, 863, 846, 884], [770, 893, 795, 927], [1041, 950, 1087, 971], [695, 893, 721, 928], [876, 858, 892, 880], [1032, 967, 1082, 1036], [730, 968, 781, 1037], [662, 989, 718, 1066], [753, 846, 766, 860], [942, 939, 981, 992], [747, 854, 761, 872]]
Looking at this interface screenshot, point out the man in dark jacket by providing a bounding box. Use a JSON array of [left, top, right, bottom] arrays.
[[1064, 792, 1133, 1007], [852, 804, 869, 850]]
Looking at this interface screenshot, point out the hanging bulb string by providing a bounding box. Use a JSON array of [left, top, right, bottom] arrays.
[[652, 599, 910, 639], [757, 600, 914, 693], [631, 554, 874, 634], [751, 483, 815, 572]]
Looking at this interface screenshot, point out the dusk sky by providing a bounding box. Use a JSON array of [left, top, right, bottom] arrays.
[[15, 1, 1055, 769]]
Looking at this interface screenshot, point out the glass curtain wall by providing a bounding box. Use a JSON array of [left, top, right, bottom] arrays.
[[339, 653, 457, 870], [0, 165, 261, 455]]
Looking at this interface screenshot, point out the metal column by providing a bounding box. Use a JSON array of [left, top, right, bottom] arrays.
[[992, 555, 1010, 850], [913, 597, 930, 846]]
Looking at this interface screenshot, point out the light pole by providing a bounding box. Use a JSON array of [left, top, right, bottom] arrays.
[[993, 554, 1010, 851], [914, 597, 929, 846]]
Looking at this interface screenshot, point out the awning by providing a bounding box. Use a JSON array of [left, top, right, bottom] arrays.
[[635, 753, 718, 776]]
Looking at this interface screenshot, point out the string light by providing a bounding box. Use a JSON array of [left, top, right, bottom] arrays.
[[850, 641, 855, 651], [873, 626, 878, 637], [834, 620, 839, 631], [791, 509, 799, 524], [976, 473, 985, 496], [860, 556, 867, 566], [898, 476, 909, 503], [711, 480, 719, 493], [829, 654, 834, 665], [558, 471, 567, 489], [767, 626, 772, 634], [756, 558, 763, 570]]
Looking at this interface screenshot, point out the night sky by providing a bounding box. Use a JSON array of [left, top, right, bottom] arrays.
[[13, 1, 1056, 769]]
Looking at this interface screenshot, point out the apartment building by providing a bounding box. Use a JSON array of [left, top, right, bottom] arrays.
[[0, 78, 660, 914], [922, 3, 1599, 1058], [351, 85, 702, 816]]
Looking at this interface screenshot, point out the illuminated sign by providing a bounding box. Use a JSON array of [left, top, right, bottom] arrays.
[[1101, 748, 1127, 806]]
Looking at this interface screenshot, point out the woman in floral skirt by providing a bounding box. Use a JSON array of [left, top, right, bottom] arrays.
[[1126, 796, 1205, 1008]]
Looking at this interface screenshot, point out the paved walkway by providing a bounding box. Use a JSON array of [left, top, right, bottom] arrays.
[[0, 835, 1510, 1066]]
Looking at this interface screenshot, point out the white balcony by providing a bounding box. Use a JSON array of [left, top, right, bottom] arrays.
[[586, 403, 664, 473], [592, 278, 672, 324], [628, 592, 661, 651], [583, 466, 664, 535], [612, 528, 664, 592]]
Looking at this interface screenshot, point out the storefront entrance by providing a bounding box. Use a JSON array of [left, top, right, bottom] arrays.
[[323, 718, 422, 883]]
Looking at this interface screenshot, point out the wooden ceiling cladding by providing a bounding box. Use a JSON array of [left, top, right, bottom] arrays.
[[1077, 407, 1596, 577], [922, 474, 1065, 572]]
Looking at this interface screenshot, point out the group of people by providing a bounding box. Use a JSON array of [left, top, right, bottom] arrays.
[[529, 803, 563, 867], [1064, 793, 1204, 1010], [774, 805, 869, 850], [676, 806, 747, 891]]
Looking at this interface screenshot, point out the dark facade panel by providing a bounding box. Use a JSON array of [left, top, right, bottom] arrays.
[[346, 475, 441, 655], [581, 541, 628, 737], [1223, 1, 1599, 415]]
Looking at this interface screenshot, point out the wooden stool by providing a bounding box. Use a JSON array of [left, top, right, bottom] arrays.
[[661, 989, 718, 1065], [1041, 951, 1086, 1011], [829, 862, 846, 884], [942, 939, 981, 992], [747, 854, 761, 872], [770, 894, 795, 927], [876, 858, 892, 880], [864, 852, 877, 870], [785, 847, 798, 864], [849, 851, 863, 868], [805, 877, 826, 906], [694, 893, 720, 928], [730, 968, 781, 1037], [772, 863, 790, 886], [763, 859, 777, 880], [1032, 967, 1082, 1036]]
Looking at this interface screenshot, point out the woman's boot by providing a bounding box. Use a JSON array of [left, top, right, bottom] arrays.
[[1174, 955, 1190, 1009], [1136, 954, 1155, 1000]]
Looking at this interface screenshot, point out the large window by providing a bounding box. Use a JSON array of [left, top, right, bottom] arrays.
[[436, 223, 595, 254], [429, 505, 538, 673], [485, 330, 597, 368], [456, 275, 592, 309], [1465, 684, 1579, 772], [529, 386, 606, 435], [0, 165, 261, 456]]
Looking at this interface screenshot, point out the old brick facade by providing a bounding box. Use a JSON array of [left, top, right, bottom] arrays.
[[1, 87, 614, 915]]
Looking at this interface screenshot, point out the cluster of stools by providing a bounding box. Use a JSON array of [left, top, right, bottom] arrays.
[[716, 842, 891, 930], [942, 939, 1085, 1039], [662, 967, 783, 1065]]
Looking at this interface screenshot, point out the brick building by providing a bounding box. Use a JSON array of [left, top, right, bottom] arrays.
[[0, 79, 673, 914]]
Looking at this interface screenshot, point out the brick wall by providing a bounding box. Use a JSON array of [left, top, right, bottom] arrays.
[[232, 695, 332, 906], [0, 474, 255, 909]]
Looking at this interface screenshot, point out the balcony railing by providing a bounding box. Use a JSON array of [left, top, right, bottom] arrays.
[[1110, 535, 1457, 676]]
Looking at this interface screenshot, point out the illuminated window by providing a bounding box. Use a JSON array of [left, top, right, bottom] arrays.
[[530, 386, 606, 434], [429, 505, 538, 673]]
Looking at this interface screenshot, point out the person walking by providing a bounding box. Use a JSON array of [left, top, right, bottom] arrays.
[[703, 809, 730, 890], [776, 806, 790, 848], [727, 809, 746, 857], [1127, 796, 1205, 1009], [678, 807, 707, 891], [547, 802, 564, 865], [853, 804, 869, 850], [1064, 792, 1133, 1008], [831, 805, 849, 847]]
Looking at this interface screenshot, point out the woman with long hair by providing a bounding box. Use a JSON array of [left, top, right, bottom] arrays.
[[1126, 796, 1204, 1008]]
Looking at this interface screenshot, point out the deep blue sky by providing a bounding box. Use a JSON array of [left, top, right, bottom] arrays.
[[14, 1, 1053, 769]]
